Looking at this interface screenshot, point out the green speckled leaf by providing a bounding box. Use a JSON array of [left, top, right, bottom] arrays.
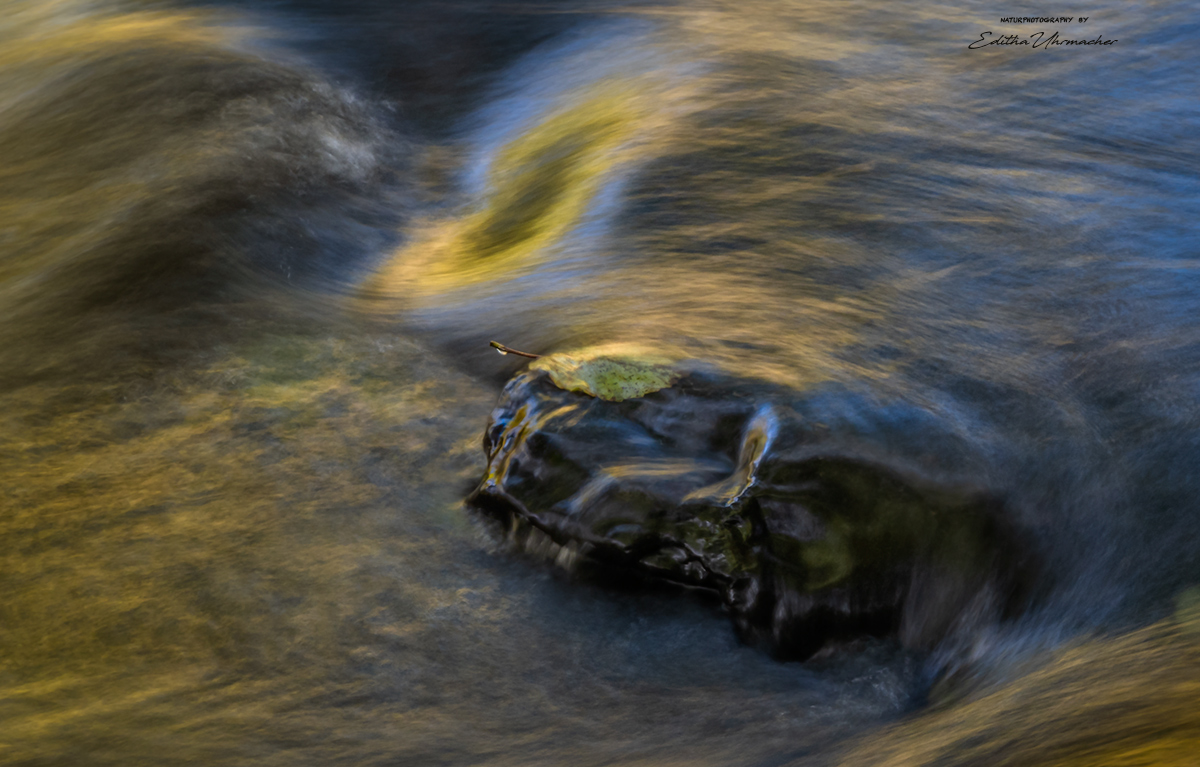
[[531, 346, 679, 402]]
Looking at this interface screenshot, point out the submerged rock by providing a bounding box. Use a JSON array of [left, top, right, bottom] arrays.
[[467, 362, 1039, 660]]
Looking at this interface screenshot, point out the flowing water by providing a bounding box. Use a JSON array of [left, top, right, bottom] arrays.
[[3, 1, 1200, 764]]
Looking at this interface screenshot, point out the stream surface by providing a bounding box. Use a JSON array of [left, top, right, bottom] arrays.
[[3, 1, 1200, 765]]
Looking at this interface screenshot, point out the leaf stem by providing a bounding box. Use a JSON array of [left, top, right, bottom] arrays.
[[489, 341, 540, 359]]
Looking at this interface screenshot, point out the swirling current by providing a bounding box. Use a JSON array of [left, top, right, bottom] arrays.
[[3, 1, 1200, 765]]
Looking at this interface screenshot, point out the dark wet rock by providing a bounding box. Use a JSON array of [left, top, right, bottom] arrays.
[[467, 366, 1040, 661]]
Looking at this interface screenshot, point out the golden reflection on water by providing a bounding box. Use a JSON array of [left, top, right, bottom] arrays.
[[1, 331, 487, 670], [842, 615, 1200, 767], [360, 73, 888, 392]]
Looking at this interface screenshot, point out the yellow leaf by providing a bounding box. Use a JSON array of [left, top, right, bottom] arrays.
[[531, 345, 679, 402]]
